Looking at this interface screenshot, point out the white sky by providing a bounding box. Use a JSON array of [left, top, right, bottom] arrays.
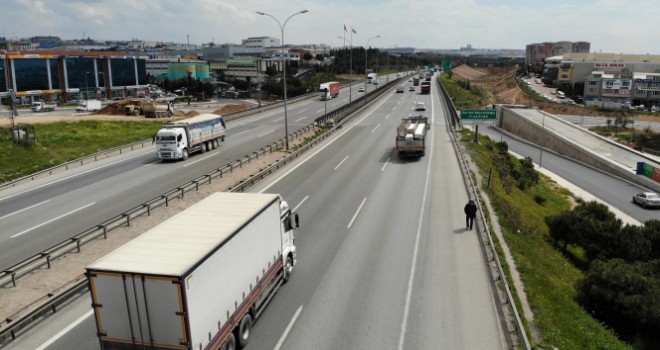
[[2, 0, 659, 54]]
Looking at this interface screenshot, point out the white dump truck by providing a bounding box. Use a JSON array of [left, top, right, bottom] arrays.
[[155, 113, 226, 160], [396, 115, 429, 158], [31, 101, 56, 112], [143, 100, 174, 118], [86, 192, 299, 350]]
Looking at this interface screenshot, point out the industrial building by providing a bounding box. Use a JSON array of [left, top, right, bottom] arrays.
[[1, 50, 148, 105]]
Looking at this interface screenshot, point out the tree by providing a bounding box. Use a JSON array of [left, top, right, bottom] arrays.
[[577, 258, 660, 343], [303, 52, 313, 61]]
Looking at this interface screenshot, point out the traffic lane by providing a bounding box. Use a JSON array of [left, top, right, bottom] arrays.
[[0, 148, 158, 218], [479, 126, 658, 223], [403, 110, 503, 349], [246, 96, 416, 349]]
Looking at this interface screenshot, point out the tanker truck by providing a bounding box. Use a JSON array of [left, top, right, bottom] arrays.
[[155, 113, 226, 160], [86, 192, 299, 350]]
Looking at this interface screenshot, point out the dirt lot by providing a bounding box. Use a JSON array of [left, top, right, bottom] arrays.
[[451, 64, 659, 123], [0, 103, 252, 127]]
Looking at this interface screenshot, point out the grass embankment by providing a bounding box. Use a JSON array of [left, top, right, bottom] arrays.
[[0, 120, 163, 182], [443, 76, 631, 349]]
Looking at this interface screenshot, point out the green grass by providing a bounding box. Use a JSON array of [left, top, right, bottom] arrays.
[[0, 120, 163, 182], [463, 132, 631, 350], [440, 74, 483, 109]]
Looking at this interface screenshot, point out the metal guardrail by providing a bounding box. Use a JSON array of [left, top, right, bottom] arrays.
[[0, 76, 403, 343], [437, 77, 532, 349]]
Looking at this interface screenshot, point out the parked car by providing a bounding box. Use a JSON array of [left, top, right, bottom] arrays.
[[414, 102, 426, 111], [632, 192, 660, 208]]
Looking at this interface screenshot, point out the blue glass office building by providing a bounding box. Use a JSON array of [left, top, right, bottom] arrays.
[[1, 51, 148, 103]]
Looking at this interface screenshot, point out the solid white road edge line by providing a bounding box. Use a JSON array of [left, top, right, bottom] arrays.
[[35, 309, 93, 350], [11, 202, 96, 238], [347, 197, 367, 229], [292, 196, 308, 213], [397, 81, 435, 350], [273, 305, 303, 350], [0, 200, 49, 221]]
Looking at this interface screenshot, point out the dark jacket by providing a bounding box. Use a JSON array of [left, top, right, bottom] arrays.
[[464, 200, 477, 218]]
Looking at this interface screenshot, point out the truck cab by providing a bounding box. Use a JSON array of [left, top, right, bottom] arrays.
[[156, 128, 189, 160]]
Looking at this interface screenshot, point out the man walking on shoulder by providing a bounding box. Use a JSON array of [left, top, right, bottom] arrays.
[[464, 199, 477, 230]]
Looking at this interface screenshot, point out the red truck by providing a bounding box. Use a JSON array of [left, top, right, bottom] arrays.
[[320, 82, 340, 101], [420, 81, 431, 94]]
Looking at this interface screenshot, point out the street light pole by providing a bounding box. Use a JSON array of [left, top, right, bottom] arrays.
[[257, 9, 309, 151], [85, 72, 90, 101], [364, 35, 380, 100]]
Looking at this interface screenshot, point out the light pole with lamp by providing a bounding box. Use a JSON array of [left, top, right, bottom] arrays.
[[84, 72, 90, 101], [257, 9, 309, 151], [364, 35, 380, 100]]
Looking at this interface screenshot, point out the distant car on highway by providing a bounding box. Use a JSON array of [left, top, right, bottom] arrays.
[[633, 192, 660, 208], [414, 102, 426, 111], [409, 86, 415, 91], [358, 87, 365, 92]]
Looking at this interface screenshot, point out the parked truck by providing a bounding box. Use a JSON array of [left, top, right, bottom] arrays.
[[143, 100, 174, 118], [396, 115, 429, 157], [155, 113, 226, 160], [319, 81, 340, 101], [76, 99, 101, 112], [420, 81, 431, 94], [31, 101, 56, 112], [86, 192, 299, 350]]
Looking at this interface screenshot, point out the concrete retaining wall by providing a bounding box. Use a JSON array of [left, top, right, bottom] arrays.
[[499, 107, 660, 193]]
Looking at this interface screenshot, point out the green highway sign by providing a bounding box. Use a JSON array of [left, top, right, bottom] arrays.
[[460, 109, 497, 124]]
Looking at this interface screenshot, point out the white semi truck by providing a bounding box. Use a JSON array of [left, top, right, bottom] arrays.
[[155, 113, 226, 160], [396, 115, 429, 158], [86, 192, 299, 350]]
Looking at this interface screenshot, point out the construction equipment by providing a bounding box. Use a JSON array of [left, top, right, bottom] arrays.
[[123, 99, 143, 116]]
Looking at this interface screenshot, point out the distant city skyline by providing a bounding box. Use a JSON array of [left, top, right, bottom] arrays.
[[1, 0, 658, 55]]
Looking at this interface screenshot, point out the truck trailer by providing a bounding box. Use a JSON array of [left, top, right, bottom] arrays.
[[420, 81, 431, 94], [86, 192, 299, 350], [396, 116, 429, 158], [76, 99, 102, 112], [155, 113, 226, 160], [319, 81, 340, 101]]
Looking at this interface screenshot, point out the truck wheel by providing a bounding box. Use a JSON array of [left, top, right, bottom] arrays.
[[237, 314, 252, 348], [182, 149, 189, 160], [283, 256, 293, 283], [213, 139, 219, 148], [201, 143, 207, 153], [133, 109, 140, 116], [222, 333, 236, 350], [208, 141, 214, 150]]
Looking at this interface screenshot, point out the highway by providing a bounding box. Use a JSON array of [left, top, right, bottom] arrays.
[[1, 76, 506, 349], [0, 76, 390, 270]]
